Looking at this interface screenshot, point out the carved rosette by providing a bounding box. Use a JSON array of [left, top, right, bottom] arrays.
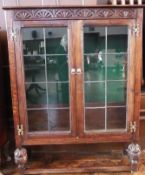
[[127, 143, 141, 172], [14, 8, 137, 21], [97, 9, 115, 18], [14, 148, 27, 169], [118, 9, 137, 18]]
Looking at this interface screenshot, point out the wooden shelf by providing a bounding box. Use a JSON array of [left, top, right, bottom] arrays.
[[24, 155, 130, 174]]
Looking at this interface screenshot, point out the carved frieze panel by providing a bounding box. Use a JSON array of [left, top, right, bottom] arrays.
[[14, 8, 137, 21]]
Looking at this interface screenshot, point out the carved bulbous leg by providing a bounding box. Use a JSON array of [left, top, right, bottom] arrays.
[[126, 143, 141, 173], [14, 147, 27, 169]]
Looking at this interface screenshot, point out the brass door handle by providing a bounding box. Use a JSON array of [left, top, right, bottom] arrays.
[[71, 68, 76, 74], [76, 68, 82, 74], [71, 68, 81, 75]]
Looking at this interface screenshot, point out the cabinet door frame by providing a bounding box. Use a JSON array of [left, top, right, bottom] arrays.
[[13, 20, 78, 146], [76, 19, 142, 142], [7, 8, 142, 146]]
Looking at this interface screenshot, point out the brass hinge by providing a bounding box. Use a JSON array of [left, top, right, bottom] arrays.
[[10, 30, 17, 41], [129, 121, 137, 133], [17, 124, 24, 136], [132, 24, 140, 37]]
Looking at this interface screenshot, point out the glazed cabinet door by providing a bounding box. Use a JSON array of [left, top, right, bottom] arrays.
[[14, 21, 77, 144], [77, 19, 139, 142], [13, 18, 141, 145]]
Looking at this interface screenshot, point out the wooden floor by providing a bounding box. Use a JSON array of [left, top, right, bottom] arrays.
[[1, 150, 145, 175]]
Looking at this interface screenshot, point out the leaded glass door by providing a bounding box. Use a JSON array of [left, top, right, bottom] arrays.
[[16, 21, 77, 139], [15, 19, 137, 144], [78, 20, 136, 138]]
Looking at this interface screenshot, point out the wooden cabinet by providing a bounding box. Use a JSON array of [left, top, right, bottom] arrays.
[[4, 6, 143, 173]]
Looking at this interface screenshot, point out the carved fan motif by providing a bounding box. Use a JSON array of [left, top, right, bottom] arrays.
[[75, 9, 84, 18], [15, 10, 32, 20], [97, 9, 115, 18], [35, 10, 53, 18], [119, 9, 136, 18], [84, 9, 95, 18], [55, 9, 73, 18], [14, 8, 137, 21]]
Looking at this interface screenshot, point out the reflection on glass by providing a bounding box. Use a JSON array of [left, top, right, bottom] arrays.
[[83, 26, 106, 105], [22, 28, 45, 55], [107, 26, 128, 53], [28, 110, 48, 132], [48, 109, 70, 131], [85, 82, 105, 107], [85, 108, 105, 130], [47, 82, 69, 106], [26, 83, 47, 108], [28, 109, 70, 132], [84, 25, 128, 132], [107, 81, 126, 106], [22, 27, 70, 133], [84, 53, 105, 81], [107, 107, 126, 129], [84, 26, 105, 54], [45, 28, 68, 54], [107, 54, 127, 80], [24, 56, 45, 82], [47, 56, 68, 81]]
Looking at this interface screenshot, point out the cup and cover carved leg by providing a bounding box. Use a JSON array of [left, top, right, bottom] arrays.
[[14, 148, 27, 169], [127, 143, 141, 172]]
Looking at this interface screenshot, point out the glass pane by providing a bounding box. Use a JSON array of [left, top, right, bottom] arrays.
[[47, 55, 68, 81], [107, 81, 126, 106], [45, 27, 68, 54], [28, 110, 48, 132], [22, 28, 45, 55], [107, 107, 126, 129], [26, 83, 47, 108], [84, 26, 106, 131], [85, 82, 105, 107], [84, 26, 105, 54], [84, 53, 105, 81], [48, 109, 70, 131], [22, 27, 70, 133], [47, 82, 69, 107], [85, 108, 105, 131], [107, 26, 128, 53], [46, 27, 69, 107], [107, 54, 127, 80], [24, 56, 45, 82], [28, 109, 70, 132], [83, 25, 128, 133]]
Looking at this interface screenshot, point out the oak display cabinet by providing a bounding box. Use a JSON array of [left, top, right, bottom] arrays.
[[4, 5, 143, 173]]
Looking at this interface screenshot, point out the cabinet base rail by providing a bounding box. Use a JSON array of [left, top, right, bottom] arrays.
[[14, 142, 141, 174], [24, 166, 130, 174]]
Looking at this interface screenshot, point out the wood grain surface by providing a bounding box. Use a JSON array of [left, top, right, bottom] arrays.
[[1, 150, 145, 175]]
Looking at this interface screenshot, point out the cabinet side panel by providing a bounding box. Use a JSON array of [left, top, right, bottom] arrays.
[[5, 11, 21, 147], [134, 9, 143, 141]]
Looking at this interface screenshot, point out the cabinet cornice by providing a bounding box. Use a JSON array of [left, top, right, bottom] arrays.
[[13, 8, 137, 21]]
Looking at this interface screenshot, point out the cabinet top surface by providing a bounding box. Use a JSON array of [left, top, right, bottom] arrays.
[[3, 5, 145, 10]]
